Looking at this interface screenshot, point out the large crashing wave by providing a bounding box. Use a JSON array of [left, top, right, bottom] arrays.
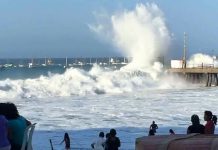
[[0, 65, 187, 99]]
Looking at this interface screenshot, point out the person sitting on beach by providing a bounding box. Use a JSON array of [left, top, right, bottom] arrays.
[[150, 121, 158, 133], [204, 111, 217, 134], [0, 115, 11, 150], [105, 129, 120, 150], [91, 132, 105, 150], [169, 129, 175, 135], [0, 103, 31, 150], [187, 114, 205, 134], [60, 132, 70, 150]]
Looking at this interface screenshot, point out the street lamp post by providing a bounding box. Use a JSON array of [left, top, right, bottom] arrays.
[[213, 56, 216, 68]]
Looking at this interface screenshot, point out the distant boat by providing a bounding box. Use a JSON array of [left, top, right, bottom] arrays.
[[47, 58, 53, 65], [64, 57, 68, 68], [121, 57, 128, 64], [41, 58, 53, 67], [4, 64, 13, 68], [78, 61, 84, 66], [87, 58, 93, 65], [42, 57, 47, 66], [28, 59, 34, 68], [18, 64, 25, 68], [28, 63, 33, 68]]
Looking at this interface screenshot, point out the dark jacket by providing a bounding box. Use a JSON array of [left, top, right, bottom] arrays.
[[105, 136, 120, 150], [187, 124, 205, 134]]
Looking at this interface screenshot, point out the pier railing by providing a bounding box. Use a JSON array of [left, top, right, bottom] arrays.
[[188, 63, 215, 69]]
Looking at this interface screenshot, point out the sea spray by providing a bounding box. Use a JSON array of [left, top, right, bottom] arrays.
[[89, 3, 182, 86], [89, 3, 171, 70], [111, 3, 170, 70], [187, 53, 216, 67]]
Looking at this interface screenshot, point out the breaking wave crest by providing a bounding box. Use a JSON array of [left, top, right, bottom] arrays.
[[0, 64, 187, 99]]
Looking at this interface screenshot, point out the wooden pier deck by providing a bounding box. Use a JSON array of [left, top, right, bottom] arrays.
[[167, 67, 218, 87]]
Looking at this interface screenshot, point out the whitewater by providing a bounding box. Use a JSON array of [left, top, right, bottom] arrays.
[[0, 64, 217, 150], [0, 3, 218, 150]]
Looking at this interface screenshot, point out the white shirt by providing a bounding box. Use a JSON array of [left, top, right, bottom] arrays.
[[92, 137, 105, 150]]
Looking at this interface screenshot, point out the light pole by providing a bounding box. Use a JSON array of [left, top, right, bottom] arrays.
[[212, 50, 216, 68], [213, 56, 216, 68]]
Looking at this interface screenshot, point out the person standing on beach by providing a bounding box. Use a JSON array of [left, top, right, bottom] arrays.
[[60, 132, 70, 150], [204, 111, 217, 134], [91, 132, 105, 150], [150, 121, 158, 133], [105, 129, 120, 150], [187, 114, 204, 134]]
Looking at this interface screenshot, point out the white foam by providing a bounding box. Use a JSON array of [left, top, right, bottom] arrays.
[[0, 64, 190, 99], [187, 53, 214, 67], [5, 87, 217, 149]]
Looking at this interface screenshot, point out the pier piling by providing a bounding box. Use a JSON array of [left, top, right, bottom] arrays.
[[168, 68, 218, 87]]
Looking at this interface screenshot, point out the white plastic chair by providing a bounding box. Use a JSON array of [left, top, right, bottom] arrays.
[[21, 123, 37, 150]]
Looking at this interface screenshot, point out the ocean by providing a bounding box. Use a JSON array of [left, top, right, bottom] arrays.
[[0, 59, 217, 150]]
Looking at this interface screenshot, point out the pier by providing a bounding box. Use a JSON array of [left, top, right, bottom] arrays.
[[168, 32, 218, 87], [167, 67, 218, 86]]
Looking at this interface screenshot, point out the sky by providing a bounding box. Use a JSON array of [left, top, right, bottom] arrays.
[[0, 0, 218, 59]]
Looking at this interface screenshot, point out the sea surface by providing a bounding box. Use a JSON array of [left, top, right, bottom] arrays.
[[0, 61, 217, 150]]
